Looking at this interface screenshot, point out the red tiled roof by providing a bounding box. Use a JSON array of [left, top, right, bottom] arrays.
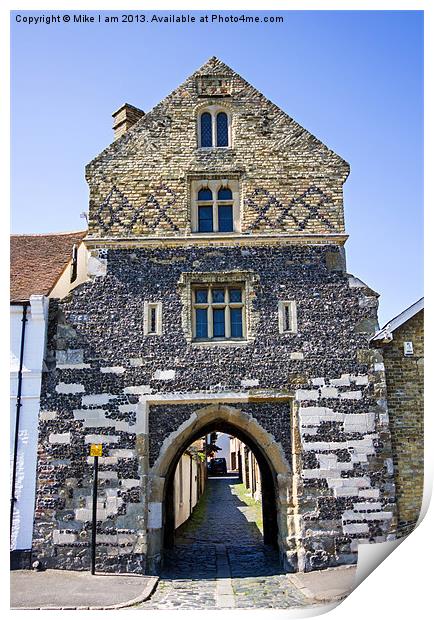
[[10, 231, 87, 302]]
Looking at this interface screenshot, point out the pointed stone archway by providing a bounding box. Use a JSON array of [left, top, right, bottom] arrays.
[[140, 396, 298, 573]]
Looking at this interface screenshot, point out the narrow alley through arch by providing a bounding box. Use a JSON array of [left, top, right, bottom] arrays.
[[138, 476, 309, 609]]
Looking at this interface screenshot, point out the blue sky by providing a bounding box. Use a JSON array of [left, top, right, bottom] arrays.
[[10, 10, 423, 325]]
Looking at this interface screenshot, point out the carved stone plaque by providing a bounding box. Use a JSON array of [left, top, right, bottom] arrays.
[[197, 76, 233, 97]]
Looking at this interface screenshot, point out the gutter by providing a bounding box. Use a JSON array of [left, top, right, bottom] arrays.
[[10, 301, 29, 539]]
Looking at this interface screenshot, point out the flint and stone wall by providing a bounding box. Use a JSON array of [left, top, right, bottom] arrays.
[[32, 243, 396, 572], [31, 56, 397, 574]]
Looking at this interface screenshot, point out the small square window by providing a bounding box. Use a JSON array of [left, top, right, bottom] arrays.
[[229, 288, 242, 303], [195, 289, 208, 304], [212, 289, 225, 303]]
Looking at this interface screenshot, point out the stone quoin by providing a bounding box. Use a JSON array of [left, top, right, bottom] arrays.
[[32, 56, 397, 574]]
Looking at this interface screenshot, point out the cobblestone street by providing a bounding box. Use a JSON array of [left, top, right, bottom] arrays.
[[137, 477, 310, 609]]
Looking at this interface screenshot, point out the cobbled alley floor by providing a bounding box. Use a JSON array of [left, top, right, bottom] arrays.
[[136, 476, 311, 609]]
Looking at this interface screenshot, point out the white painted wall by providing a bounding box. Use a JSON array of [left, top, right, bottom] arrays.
[[50, 242, 89, 299], [228, 437, 261, 499], [173, 453, 201, 529], [10, 295, 49, 551], [215, 432, 231, 466], [10, 241, 89, 552]]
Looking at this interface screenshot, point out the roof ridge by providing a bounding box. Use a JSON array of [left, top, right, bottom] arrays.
[[383, 297, 424, 329], [371, 297, 424, 342]]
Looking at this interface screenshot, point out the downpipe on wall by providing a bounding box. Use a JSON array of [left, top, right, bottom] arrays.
[[10, 301, 29, 540]]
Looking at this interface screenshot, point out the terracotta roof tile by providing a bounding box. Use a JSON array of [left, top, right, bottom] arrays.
[[10, 231, 87, 301]]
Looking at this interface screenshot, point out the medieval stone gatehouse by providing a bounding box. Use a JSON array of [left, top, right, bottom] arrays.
[[32, 57, 396, 574]]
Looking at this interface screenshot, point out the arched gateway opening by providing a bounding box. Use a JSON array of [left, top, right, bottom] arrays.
[[145, 402, 294, 573], [163, 421, 278, 549]]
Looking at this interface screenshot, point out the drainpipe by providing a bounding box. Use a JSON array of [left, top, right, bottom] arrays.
[[189, 454, 193, 516], [10, 301, 29, 539]]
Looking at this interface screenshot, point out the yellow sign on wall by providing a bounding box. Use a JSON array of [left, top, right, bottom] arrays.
[[90, 444, 103, 457]]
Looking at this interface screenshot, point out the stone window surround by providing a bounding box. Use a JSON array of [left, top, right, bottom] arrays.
[[143, 301, 163, 336], [278, 300, 298, 334], [178, 270, 259, 346], [196, 104, 233, 149], [190, 178, 240, 234]]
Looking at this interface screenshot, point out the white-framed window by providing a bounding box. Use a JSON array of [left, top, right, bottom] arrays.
[[198, 105, 231, 148], [192, 284, 246, 342], [191, 179, 240, 233], [278, 301, 297, 334], [143, 301, 162, 336]]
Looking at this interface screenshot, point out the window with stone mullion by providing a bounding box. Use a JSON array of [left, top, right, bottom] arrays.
[[193, 285, 244, 341], [199, 110, 229, 148], [197, 186, 234, 233]]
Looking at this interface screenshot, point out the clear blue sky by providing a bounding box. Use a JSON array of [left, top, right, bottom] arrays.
[[10, 10, 423, 325]]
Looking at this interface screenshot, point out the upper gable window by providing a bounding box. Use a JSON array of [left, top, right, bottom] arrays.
[[198, 107, 231, 148], [216, 112, 229, 147], [200, 112, 213, 147]]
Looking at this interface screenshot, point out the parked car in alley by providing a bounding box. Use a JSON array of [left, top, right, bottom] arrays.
[[208, 458, 228, 475]]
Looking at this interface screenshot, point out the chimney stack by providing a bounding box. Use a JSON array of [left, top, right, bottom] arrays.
[[112, 103, 145, 140]]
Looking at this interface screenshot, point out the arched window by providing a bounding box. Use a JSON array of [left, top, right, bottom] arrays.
[[217, 187, 232, 200], [198, 107, 231, 148], [216, 112, 229, 147], [194, 182, 237, 233], [217, 187, 233, 232], [197, 187, 214, 233], [198, 188, 213, 201], [200, 113, 212, 148]]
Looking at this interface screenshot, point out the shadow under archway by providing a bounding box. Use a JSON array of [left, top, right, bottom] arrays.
[[163, 419, 279, 557]]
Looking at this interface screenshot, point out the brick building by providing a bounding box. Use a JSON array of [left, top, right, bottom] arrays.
[[32, 57, 397, 574], [371, 298, 424, 538]]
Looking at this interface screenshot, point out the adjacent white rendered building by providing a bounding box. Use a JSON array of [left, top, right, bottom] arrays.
[[10, 231, 87, 567]]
